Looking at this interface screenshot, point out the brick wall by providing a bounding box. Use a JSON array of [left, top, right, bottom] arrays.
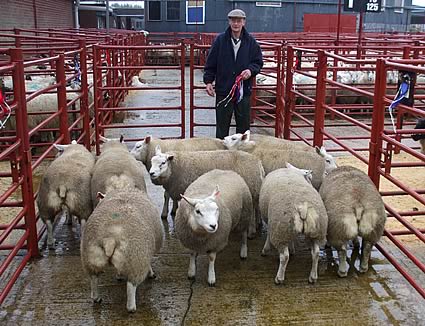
[[0, 0, 74, 30]]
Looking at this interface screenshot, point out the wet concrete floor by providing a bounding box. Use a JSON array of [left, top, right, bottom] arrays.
[[1, 68, 424, 325]]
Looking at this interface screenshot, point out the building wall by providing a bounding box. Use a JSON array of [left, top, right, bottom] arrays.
[[0, 0, 74, 30], [144, 0, 415, 33]]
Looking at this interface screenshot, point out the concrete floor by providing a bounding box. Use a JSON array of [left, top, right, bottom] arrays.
[[0, 68, 424, 325]]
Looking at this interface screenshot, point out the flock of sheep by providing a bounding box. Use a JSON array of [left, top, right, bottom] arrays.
[[36, 131, 387, 312]]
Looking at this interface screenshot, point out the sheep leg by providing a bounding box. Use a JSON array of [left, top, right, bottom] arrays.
[[126, 282, 138, 313], [80, 218, 86, 232], [64, 211, 72, 225], [240, 230, 248, 259], [352, 237, 360, 249], [337, 244, 348, 278], [275, 246, 290, 285], [90, 274, 102, 303], [46, 219, 55, 249], [207, 252, 217, 287], [359, 240, 373, 273], [289, 241, 296, 255], [309, 241, 320, 284], [161, 190, 170, 219], [170, 199, 179, 217], [187, 252, 197, 280], [261, 231, 271, 256]]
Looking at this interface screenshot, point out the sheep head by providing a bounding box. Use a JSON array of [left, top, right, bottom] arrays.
[[181, 186, 220, 234], [149, 145, 173, 183]]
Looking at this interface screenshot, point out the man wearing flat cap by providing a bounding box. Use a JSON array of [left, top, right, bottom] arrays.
[[204, 9, 263, 139]]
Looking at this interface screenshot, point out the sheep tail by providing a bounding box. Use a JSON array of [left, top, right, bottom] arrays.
[[103, 237, 116, 258], [354, 205, 364, 222], [58, 185, 67, 199], [295, 202, 317, 235]]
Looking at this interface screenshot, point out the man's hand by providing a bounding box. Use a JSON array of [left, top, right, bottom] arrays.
[[241, 69, 252, 80], [206, 83, 215, 97]]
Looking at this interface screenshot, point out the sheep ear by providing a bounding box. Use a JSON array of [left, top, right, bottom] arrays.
[[241, 130, 251, 141], [167, 154, 174, 161], [96, 192, 105, 200], [315, 146, 326, 157], [181, 194, 197, 207], [211, 185, 220, 198], [54, 144, 68, 152], [119, 135, 124, 143], [155, 145, 162, 155], [285, 162, 295, 169], [145, 135, 152, 144]]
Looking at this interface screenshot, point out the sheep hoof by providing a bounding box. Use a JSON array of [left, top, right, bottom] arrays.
[[274, 277, 284, 285], [187, 275, 195, 281], [127, 306, 136, 313], [337, 270, 348, 278], [115, 274, 126, 281], [308, 276, 317, 284], [261, 250, 268, 257], [208, 281, 216, 287], [240, 255, 247, 260], [359, 266, 368, 274], [93, 297, 102, 303], [247, 233, 256, 240], [48, 242, 56, 250]]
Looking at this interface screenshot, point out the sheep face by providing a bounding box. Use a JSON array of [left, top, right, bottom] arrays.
[[315, 146, 337, 175], [149, 150, 173, 182], [130, 136, 152, 163], [181, 188, 220, 234], [223, 130, 251, 150]]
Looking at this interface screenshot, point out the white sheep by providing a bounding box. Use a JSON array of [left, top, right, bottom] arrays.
[[37, 142, 95, 248], [91, 136, 146, 206], [130, 135, 226, 218], [175, 169, 252, 286], [149, 146, 264, 237], [81, 188, 164, 312], [223, 131, 337, 187], [319, 166, 387, 277], [260, 165, 328, 284]]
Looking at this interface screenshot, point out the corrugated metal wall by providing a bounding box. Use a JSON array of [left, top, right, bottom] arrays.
[[0, 0, 74, 30], [144, 0, 415, 33]]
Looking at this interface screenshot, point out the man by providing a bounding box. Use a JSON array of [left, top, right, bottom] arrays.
[[204, 9, 263, 139]]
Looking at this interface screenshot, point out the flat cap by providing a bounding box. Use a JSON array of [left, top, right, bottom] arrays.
[[228, 9, 246, 19]]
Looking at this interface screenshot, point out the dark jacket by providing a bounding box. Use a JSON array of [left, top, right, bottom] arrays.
[[203, 27, 263, 97]]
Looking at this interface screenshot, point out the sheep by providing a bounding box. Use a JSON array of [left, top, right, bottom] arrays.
[[412, 118, 425, 154], [223, 131, 338, 188], [130, 135, 226, 218], [37, 142, 95, 249], [319, 166, 387, 277], [149, 146, 264, 237], [91, 136, 146, 206], [175, 169, 252, 286], [260, 165, 328, 285], [223, 130, 313, 153], [81, 188, 164, 312]]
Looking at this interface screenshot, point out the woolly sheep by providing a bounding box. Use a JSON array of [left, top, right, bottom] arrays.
[[37, 142, 95, 249], [319, 166, 387, 277], [260, 165, 328, 284], [130, 135, 226, 218], [175, 169, 252, 286], [81, 188, 164, 312], [223, 131, 337, 187], [91, 137, 147, 206], [149, 146, 264, 237], [223, 130, 313, 152]]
